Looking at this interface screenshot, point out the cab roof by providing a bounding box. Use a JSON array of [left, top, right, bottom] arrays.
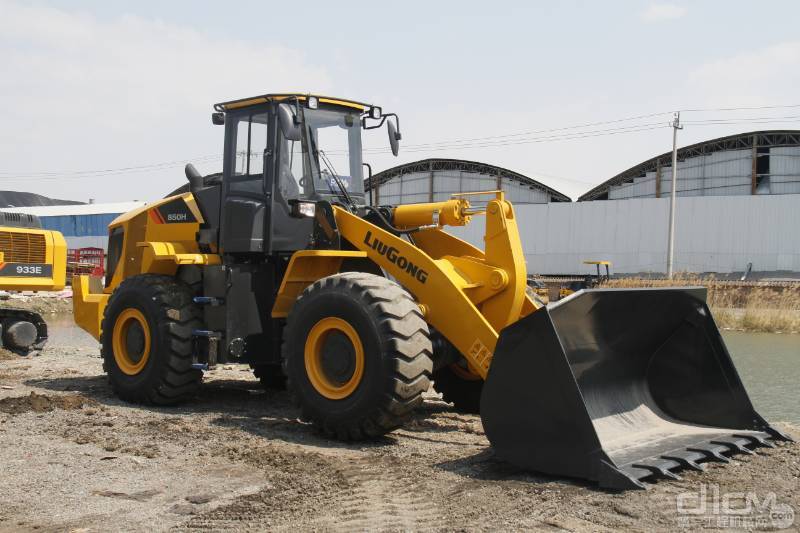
[[214, 93, 369, 112]]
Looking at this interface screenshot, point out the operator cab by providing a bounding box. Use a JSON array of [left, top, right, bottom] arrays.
[[190, 94, 400, 255]]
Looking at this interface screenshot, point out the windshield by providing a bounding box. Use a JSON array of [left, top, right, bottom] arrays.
[[276, 106, 365, 203], [305, 107, 364, 198]]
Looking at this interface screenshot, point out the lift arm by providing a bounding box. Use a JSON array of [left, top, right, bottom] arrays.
[[333, 192, 531, 378]]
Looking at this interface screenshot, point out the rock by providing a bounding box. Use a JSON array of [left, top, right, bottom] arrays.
[[186, 494, 214, 504]]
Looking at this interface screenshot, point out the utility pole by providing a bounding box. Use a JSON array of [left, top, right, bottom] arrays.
[[666, 111, 683, 279]]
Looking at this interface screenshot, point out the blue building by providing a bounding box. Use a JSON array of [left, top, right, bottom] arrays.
[[1, 201, 147, 250]]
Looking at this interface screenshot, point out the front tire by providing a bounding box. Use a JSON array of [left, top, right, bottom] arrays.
[[101, 274, 203, 405], [283, 272, 432, 440]]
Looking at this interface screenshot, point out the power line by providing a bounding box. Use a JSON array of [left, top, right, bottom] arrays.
[[0, 154, 221, 178], [683, 113, 800, 124], [2, 104, 800, 181], [360, 122, 670, 153], [359, 105, 800, 152], [362, 124, 672, 154], [681, 103, 800, 113], [374, 110, 675, 147]]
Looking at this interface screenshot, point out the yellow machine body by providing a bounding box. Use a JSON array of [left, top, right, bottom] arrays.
[[72, 192, 220, 339], [70, 92, 788, 491], [0, 225, 67, 292], [272, 191, 536, 378]]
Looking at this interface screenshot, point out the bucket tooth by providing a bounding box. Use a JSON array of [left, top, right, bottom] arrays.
[[659, 451, 707, 471], [764, 427, 794, 442], [688, 445, 730, 463], [599, 461, 647, 490], [631, 459, 682, 480], [738, 433, 776, 448], [711, 437, 756, 455]]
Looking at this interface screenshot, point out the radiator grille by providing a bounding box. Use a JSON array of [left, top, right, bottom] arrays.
[[0, 231, 47, 263]]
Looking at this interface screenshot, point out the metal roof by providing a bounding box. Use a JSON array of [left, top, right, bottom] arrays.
[[214, 93, 370, 112], [579, 130, 800, 201], [0, 201, 148, 217], [366, 158, 571, 202]]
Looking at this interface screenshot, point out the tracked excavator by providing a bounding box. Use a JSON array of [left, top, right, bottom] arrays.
[[72, 93, 789, 489], [0, 212, 67, 354]]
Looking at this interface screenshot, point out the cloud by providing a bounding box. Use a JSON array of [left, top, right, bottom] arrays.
[[687, 41, 800, 107], [640, 3, 687, 22], [0, 1, 332, 201]]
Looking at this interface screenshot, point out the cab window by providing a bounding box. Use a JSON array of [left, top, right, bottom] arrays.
[[277, 133, 307, 200], [233, 113, 268, 177]]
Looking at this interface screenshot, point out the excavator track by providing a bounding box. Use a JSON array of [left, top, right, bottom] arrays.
[[0, 306, 48, 354]]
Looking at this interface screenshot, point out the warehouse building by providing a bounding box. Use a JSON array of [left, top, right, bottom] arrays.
[[447, 131, 800, 276], [0, 201, 146, 250], [580, 130, 800, 201], [449, 194, 800, 276], [366, 158, 570, 205]]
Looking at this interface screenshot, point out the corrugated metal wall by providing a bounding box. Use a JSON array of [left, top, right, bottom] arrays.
[[39, 214, 120, 237], [38, 213, 121, 251], [604, 146, 800, 199], [374, 169, 551, 205], [768, 147, 800, 194], [447, 195, 800, 275]]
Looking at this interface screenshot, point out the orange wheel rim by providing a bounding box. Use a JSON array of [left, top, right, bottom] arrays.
[[112, 308, 151, 376], [304, 317, 365, 400]]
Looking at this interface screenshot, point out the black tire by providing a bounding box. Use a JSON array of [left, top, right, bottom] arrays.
[[433, 363, 483, 414], [101, 274, 203, 405], [251, 364, 287, 390], [283, 272, 432, 440]]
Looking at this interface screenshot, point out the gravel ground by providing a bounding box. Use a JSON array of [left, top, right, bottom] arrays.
[[0, 314, 797, 532]]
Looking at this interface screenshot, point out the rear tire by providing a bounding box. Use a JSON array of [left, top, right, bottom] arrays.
[[101, 274, 203, 405], [283, 272, 432, 440]]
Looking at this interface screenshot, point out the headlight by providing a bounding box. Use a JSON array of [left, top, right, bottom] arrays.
[[289, 200, 316, 218]]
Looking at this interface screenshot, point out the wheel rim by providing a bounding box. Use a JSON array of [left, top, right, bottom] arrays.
[[304, 317, 365, 400], [112, 308, 151, 376]]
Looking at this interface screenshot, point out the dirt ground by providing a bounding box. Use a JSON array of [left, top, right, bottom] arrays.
[[0, 293, 73, 315], [0, 316, 798, 532]]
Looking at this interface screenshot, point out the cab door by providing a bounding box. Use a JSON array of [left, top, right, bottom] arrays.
[[220, 107, 274, 253]]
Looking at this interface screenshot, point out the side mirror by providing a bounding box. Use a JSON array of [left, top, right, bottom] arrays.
[[211, 112, 225, 125], [388, 118, 401, 156], [278, 103, 303, 141]]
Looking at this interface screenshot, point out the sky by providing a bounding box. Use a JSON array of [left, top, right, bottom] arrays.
[[1, 0, 800, 202]]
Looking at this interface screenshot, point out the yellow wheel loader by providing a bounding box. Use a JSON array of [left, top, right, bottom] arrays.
[[72, 93, 789, 489], [0, 212, 67, 354]]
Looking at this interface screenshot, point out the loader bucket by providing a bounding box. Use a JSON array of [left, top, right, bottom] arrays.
[[480, 287, 790, 490]]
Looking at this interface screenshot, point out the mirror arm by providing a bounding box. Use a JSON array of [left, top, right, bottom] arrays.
[[363, 113, 400, 137], [362, 115, 386, 130]]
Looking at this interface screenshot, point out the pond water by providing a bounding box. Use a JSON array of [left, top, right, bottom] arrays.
[[724, 331, 800, 425]]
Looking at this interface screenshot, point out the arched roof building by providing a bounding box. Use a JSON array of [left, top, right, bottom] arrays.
[[579, 130, 800, 201], [366, 158, 570, 205]]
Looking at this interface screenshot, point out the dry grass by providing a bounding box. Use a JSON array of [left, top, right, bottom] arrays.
[[601, 274, 800, 333]]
